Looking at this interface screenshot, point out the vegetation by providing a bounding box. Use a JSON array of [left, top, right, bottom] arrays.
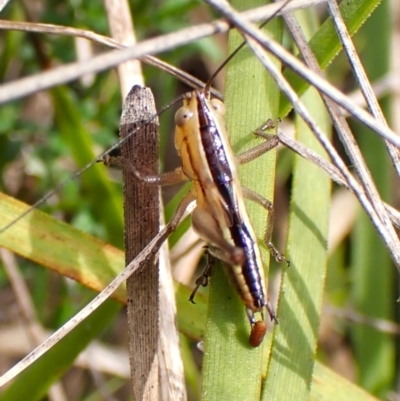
[[0, 0, 397, 400]]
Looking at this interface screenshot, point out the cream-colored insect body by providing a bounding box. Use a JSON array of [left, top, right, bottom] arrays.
[[3, 86, 285, 349], [125, 86, 286, 345], [175, 92, 245, 264], [2, 26, 287, 350], [171, 89, 285, 345]]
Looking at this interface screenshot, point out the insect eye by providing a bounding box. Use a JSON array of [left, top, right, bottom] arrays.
[[211, 99, 226, 116], [175, 107, 193, 127]]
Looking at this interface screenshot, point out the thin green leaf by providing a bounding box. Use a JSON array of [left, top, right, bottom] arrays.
[[263, 88, 331, 400], [262, 9, 331, 400], [0, 192, 125, 300], [201, 1, 282, 399], [310, 362, 380, 401]]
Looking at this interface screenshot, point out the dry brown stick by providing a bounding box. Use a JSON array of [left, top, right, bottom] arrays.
[[327, 0, 400, 180], [278, 131, 400, 230], [105, 2, 161, 399], [105, 2, 186, 395], [0, 20, 222, 98], [325, 306, 400, 336], [120, 86, 160, 401]]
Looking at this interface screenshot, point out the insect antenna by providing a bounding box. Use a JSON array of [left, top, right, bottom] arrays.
[[1, 0, 293, 233], [204, 0, 292, 97], [0, 92, 189, 233]]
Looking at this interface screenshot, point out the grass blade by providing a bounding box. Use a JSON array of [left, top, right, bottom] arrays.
[[279, 0, 383, 117], [262, 8, 331, 399], [200, 1, 282, 399]]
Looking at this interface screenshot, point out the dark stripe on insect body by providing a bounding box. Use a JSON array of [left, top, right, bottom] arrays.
[[196, 92, 233, 185], [175, 92, 233, 220], [176, 90, 269, 332], [195, 91, 241, 221], [178, 128, 230, 231], [174, 94, 235, 237], [227, 221, 266, 310], [194, 91, 268, 312]]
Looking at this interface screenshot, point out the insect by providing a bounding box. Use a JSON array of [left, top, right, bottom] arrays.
[[1, 2, 291, 350], [111, 85, 288, 346], [173, 91, 287, 346], [6, 68, 284, 349]]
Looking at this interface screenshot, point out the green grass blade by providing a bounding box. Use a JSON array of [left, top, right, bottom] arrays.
[[262, 8, 331, 398], [262, 87, 331, 400], [200, 1, 282, 399], [0, 192, 125, 300], [310, 362, 380, 401]]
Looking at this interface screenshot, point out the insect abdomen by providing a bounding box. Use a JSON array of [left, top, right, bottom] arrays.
[[225, 222, 267, 311]]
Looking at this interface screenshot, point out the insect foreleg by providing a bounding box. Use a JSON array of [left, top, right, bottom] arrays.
[[103, 155, 187, 186], [242, 186, 288, 265], [236, 119, 280, 165]]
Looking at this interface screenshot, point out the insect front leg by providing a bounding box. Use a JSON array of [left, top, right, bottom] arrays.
[[242, 186, 288, 265], [103, 155, 187, 186], [236, 119, 280, 165]]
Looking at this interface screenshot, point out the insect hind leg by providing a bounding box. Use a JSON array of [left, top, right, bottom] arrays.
[[189, 249, 215, 304], [266, 300, 278, 324], [191, 207, 245, 265], [188, 242, 248, 304], [242, 186, 289, 266]]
